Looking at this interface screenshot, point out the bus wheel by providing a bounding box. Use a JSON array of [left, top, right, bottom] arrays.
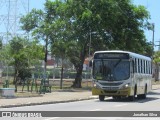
[[128, 96, 135, 101], [99, 95, 105, 101], [112, 96, 117, 99], [129, 86, 137, 101], [141, 85, 147, 99], [112, 96, 121, 100]]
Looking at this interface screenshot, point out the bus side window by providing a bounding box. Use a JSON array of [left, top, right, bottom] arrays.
[[146, 61, 148, 74], [132, 60, 134, 73], [138, 59, 140, 73], [135, 58, 137, 73], [144, 60, 146, 74], [141, 59, 143, 73], [149, 61, 152, 74]]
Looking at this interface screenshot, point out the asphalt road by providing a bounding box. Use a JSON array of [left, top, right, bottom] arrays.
[[0, 89, 160, 120]]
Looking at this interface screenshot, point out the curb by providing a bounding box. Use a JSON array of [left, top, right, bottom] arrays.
[[0, 96, 98, 108]]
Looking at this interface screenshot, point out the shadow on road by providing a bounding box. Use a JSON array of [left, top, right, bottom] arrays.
[[95, 96, 159, 103], [137, 97, 159, 103], [94, 89, 160, 103], [148, 91, 160, 95]]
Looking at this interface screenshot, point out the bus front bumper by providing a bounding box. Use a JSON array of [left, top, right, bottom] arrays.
[[92, 87, 131, 96]]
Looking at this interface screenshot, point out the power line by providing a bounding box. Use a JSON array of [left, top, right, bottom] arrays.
[[0, 0, 29, 44]]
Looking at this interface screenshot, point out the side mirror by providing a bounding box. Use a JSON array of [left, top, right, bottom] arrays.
[[89, 60, 92, 67]]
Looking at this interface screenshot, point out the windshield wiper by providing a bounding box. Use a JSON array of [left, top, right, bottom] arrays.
[[114, 59, 122, 68]]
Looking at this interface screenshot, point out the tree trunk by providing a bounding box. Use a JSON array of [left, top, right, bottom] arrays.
[[44, 37, 48, 77], [13, 70, 16, 85], [15, 79, 18, 92], [71, 42, 87, 88], [155, 63, 159, 81], [60, 63, 64, 89], [71, 64, 83, 88], [14, 69, 18, 92]]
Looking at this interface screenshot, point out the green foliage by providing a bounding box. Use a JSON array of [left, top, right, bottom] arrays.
[[153, 51, 160, 63], [52, 40, 66, 59], [8, 37, 44, 67], [20, 9, 44, 32], [20, 0, 152, 88], [0, 37, 44, 82], [0, 38, 2, 49]]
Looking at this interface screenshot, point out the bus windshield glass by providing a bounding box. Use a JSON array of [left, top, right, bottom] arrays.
[[93, 59, 130, 81]]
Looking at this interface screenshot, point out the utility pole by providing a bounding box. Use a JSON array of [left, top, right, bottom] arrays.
[[154, 40, 160, 81], [152, 23, 155, 56], [150, 23, 155, 82]]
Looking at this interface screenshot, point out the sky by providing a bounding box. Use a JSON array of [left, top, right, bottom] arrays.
[[133, 0, 160, 51], [0, 0, 159, 51]]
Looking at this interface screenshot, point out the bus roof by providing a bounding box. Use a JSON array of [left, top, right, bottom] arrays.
[[94, 50, 151, 61]]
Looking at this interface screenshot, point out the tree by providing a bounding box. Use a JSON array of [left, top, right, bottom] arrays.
[[20, 0, 151, 88], [20, 0, 70, 82], [50, 0, 151, 87], [51, 40, 67, 89], [20, 8, 51, 77], [0, 37, 44, 91], [153, 51, 160, 63], [0, 42, 11, 79], [153, 51, 160, 81], [0, 38, 2, 49]]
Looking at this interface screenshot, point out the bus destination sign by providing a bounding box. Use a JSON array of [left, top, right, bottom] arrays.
[[94, 53, 129, 59]]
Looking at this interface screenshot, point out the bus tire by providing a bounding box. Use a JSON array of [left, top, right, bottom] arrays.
[[112, 96, 121, 100], [99, 95, 105, 101], [128, 96, 135, 101], [141, 85, 147, 99], [129, 86, 137, 101]]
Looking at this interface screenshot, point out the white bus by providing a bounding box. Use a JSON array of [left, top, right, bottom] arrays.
[[91, 50, 152, 101]]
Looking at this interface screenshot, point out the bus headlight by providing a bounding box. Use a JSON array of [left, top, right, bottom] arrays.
[[122, 83, 130, 89], [93, 83, 101, 88], [93, 83, 97, 87], [125, 84, 129, 88]]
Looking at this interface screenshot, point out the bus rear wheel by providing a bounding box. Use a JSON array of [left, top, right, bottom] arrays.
[[99, 95, 105, 101], [137, 85, 147, 99], [141, 85, 147, 99]]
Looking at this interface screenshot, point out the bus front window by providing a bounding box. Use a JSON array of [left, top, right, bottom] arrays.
[[93, 59, 130, 81]]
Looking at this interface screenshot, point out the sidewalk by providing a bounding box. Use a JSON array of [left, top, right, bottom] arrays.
[[0, 89, 97, 108], [0, 85, 160, 108]]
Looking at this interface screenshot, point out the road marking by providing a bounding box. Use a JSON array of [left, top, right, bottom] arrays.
[[114, 104, 128, 107], [44, 117, 60, 120], [89, 109, 102, 111]]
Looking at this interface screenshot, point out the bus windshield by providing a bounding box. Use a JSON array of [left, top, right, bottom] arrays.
[[93, 59, 130, 81]]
